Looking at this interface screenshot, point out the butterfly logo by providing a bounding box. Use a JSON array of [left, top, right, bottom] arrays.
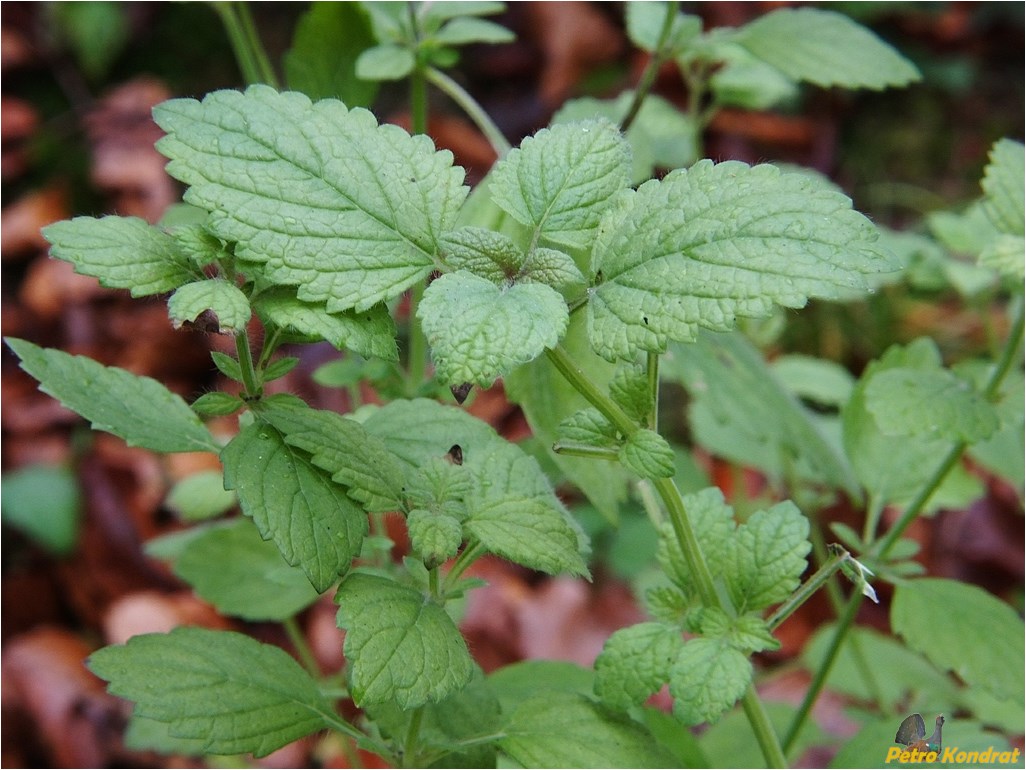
[[894, 713, 945, 753]]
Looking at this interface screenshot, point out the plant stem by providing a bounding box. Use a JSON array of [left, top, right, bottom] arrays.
[[783, 590, 863, 754], [234, 330, 261, 398], [283, 616, 321, 678], [546, 342, 786, 767], [426, 67, 512, 158], [620, 0, 679, 133], [406, 280, 430, 394], [552, 441, 620, 460], [767, 549, 848, 631], [212, 2, 276, 87], [647, 351, 660, 431], [402, 707, 424, 768], [236, 2, 279, 87], [443, 540, 486, 593]]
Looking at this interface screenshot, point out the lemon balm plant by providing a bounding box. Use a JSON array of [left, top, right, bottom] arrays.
[[8, 3, 1024, 767]]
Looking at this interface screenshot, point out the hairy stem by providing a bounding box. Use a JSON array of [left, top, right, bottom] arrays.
[[402, 707, 425, 768], [767, 549, 849, 631], [234, 331, 261, 398], [620, 0, 679, 133], [426, 67, 512, 158]]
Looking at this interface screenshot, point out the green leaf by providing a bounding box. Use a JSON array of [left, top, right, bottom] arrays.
[[864, 367, 1000, 443], [419, 271, 568, 386], [124, 713, 208, 757], [50, 1, 129, 80], [625, 2, 701, 54], [588, 161, 897, 361], [284, 2, 378, 106], [505, 312, 629, 522], [708, 45, 799, 111], [154, 85, 467, 313], [355, 43, 415, 81], [669, 638, 752, 725], [7, 338, 217, 454], [210, 351, 243, 382], [522, 247, 586, 292], [221, 422, 368, 592], [407, 508, 463, 567], [892, 578, 1025, 706], [701, 702, 827, 769], [253, 288, 398, 361], [42, 216, 197, 296], [980, 139, 1025, 237], [735, 8, 920, 90], [174, 519, 320, 620], [1, 464, 80, 554], [362, 399, 589, 575], [619, 428, 675, 479], [498, 692, 678, 768], [843, 339, 984, 510], [165, 469, 236, 521], [335, 572, 473, 708], [488, 660, 594, 713], [657, 487, 735, 595], [594, 622, 684, 710], [87, 627, 333, 757], [727, 501, 810, 613], [558, 408, 618, 449], [609, 364, 652, 423], [979, 234, 1026, 283], [441, 227, 523, 283], [257, 397, 406, 512], [168, 279, 251, 333], [434, 17, 514, 45], [262, 356, 300, 383], [553, 93, 698, 184], [170, 224, 229, 269], [490, 119, 631, 248]]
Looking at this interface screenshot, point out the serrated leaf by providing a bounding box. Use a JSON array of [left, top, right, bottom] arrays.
[[557, 408, 618, 448], [254, 288, 398, 361], [657, 487, 735, 594], [407, 457, 472, 516], [589, 162, 898, 361], [980, 139, 1025, 237], [490, 119, 631, 248], [1, 464, 81, 555], [42, 216, 197, 296], [221, 422, 368, 592], [165, 469, 236, 521], [979, 234, 1026, 283], [521, 247, 586, 291], [362, 399, 589, 576], [284, 2, 378, 106], [669, 637, 752, 725], [434, 16, 514, 45], [727, 501, 810, 613], [168, 279, 251, 333], [735, 8, 920, 90], [843, 339, 985, 510], [619, 428, 675, 479], [419, 271, 568, 387], [171, 224, 227, 269], [407, 508, 463, 567], [609, 364, 651, 423], [892, 578, 1025, 706], [441, 227, 524, 283], [154, 85, 466, 313], [7, 338, 217, 454], [697, 607, 780, 653], [257, 397, 406, 513], [355, 43, 415, 81], [335, 572, 473, 708], [174, 519, 319, 620], [87, 627, 332, 757], [498, 692, 678, 768], [865, 367, 999, 443], [594, 622, 683, 710]]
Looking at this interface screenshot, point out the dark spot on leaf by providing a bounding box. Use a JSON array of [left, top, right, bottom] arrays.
[[451, 382, 473, 404], [447, 444, 464, 465], [183, 309, 223, 334], [643, 316, 649, 325]]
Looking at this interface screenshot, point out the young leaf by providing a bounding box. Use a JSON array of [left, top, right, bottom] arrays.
[[727, 501, 810, 614], [498, 692, 678, 768], [657, 487, 735, 594], [221, 422, 368, 592], [433, 16, 514, 46], [210, 351, 243, 382], [7, 338, 217, 454], [171, 224, 228, 269], [174, 519, 320, 621], [87, 627, 333, 757], [168, 279, 251, 334], [418, 271, 568, 386], [261, 356, 300, 384], [521, 247, 586, 292], [626, 1, 701, 54], [864, 367, 1000, 443], [440, 226, 524, 283], [735, 8, 921, 90], [257, 398, 406, 512], [335, 572, 473, 708], [980, 139, 1025, 237], [892, 578, 1025, 706], [589, 162, 898, 361], [609, 364, 652, 424], [669, 637, 752, 725], [490, 119, 631, 248], [253, 288, 398, 361], [355, 44, 415, 81], [594, 622, 684, 710], [42, 216, 197, 296], [618, 428, 675, 480], [154, 85, 467, 313], [165, 469, 236, 521], [407, 508, 463, 567], [558, 408, 619, 449], [284, 2, 378, 106]]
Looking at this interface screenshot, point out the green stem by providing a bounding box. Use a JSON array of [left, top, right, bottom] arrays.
[[783, 590, 863, 753], [620, 0, 679, 133], [767, 549, 848, 631], [442, 539, 486, 593], [545, 346, 638, 437], [647, 351, 660, 431], [426, 67, 512, 158], [402, 707, 425, 768], [283, 616, 321, 677], [651, 477, 719, 607], [552, 441, 620, 460], [234, 330, 261, 398], [741, 691, 788, 768], [236, 2, 279, 87], [406, 280, 430, 394], [212, 2, 274, 87]]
